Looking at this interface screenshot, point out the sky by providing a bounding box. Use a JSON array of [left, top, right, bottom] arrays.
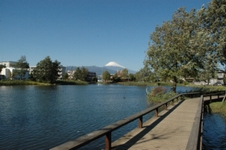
[[0, 0, 211, 71]]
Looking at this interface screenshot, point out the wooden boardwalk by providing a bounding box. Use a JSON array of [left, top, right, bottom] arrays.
[[112, 98, 201, 150]]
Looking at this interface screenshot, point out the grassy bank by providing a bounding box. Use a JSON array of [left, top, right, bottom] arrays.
[[210, 102, 226, 116], [0, 80, 51, 86], [56, 80, 88, 85], [118, 81, 174, 86], [0, 80, 89, 86]]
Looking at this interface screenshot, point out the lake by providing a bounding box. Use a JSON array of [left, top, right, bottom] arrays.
[[0, 84, 223, 149]]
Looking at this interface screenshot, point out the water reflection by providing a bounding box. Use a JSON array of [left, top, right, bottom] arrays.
[[203, 113, 226, 149], [0, 85, 200, 149]]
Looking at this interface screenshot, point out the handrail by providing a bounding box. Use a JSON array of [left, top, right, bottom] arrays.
[[51, 94, 183, 150], [186, 91, 224, 150], [51, 91, 225, 150], [186, 95, 204, 150]]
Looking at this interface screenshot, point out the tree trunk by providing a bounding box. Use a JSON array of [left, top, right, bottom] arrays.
[[172, 76, 177, 93]]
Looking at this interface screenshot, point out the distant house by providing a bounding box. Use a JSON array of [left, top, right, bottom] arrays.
[[58, 66, 66, 80], [30, 66, 66, 80], [0, 61, 17, 67], [194, 71, 225, 86], [86, 72, 97, 82], [0, 61, 29, 79], [66, 70, 75, 80]]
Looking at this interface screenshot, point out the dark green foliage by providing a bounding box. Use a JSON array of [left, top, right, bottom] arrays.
[[102, 70, 110, 82], [62, 73, 69, 80], [121, 68, 128, 79], [145, 0, 226, 91], [32, 56, 61, 84], [73, 67, 88, 81]]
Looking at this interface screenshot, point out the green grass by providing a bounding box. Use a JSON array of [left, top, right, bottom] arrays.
[[118, 81, 162, 86], [147, 86, 178, 103], [56, 80, 88, 85], [0, 80, 89, 86], [210, 102, 226, 116], [0, 80, 51, 86]]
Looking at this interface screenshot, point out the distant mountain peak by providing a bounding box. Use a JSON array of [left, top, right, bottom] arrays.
[[105, 62, 125, 68]]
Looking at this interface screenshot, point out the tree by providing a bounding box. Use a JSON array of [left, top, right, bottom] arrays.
[[128, 73, 136, 81], [62, 73, 69, 80], [81, 67, 88, 81], [73, 67, 89, 81], [33, 56, 61, 84], [102, 70, 110, 82], [73, 67, 81, 80], [121, 68, 128, 79], [14, 56, 29, 80], [145, 7, 217, 92], [135, 67, 151, 82], [200, 0, 226, 71]]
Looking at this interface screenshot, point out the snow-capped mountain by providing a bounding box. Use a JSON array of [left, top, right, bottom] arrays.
[[104, 62, 127, 73], [105, 62, 125, 68], [66, 62, 136, 75]]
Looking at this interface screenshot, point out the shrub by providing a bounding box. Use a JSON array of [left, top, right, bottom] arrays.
[[147, 86, 177, 103]]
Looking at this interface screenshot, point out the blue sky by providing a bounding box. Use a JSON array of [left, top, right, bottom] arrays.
[[0, 0, 211, 71]]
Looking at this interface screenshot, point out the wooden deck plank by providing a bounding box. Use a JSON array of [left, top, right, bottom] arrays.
[[112, 98, 200, 150]]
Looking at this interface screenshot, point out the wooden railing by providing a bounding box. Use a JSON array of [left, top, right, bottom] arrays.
[[186, 91, 225, 150], [51, 94, 183, 150], [186, 95, 204, 150], [51, 91, 225, 150]]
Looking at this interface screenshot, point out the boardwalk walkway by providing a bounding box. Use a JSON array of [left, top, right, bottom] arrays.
[[112, 98, 200, 150]]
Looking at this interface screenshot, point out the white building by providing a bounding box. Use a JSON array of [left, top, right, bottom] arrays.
[[0, 61, 29, 79], [30, 66, 66, 80], [0, 61, 17, 67]]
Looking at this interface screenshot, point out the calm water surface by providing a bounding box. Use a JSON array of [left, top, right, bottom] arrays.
[[0, 84, 206, 149], [203, 113, 226, 149]]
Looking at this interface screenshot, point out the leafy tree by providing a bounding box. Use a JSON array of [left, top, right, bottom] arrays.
[[33, 56, 61, 84], [102, 70, 110, 82], [200, 0, 226, 70], [128, 73, 136, 81], [135, 67, 151, 82], [81, 67, 88, 81], [121, 68, 128, 79], [112, 73, 121, 82], [145, 7, 217, 92], [73, 67, 82, 80], [62, 73, 69, 80], [73, 67, 88, 81], [14, 56, 29, 79]]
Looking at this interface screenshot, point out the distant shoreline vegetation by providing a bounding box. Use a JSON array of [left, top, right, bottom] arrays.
[[0, 80, 88, 86]]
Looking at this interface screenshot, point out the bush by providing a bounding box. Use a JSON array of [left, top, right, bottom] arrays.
[[147, 86, 177, 103]]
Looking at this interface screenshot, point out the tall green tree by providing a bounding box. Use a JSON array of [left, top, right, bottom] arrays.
[[135, 67, 151, 82], [73, 67, 81, 80], [14, 56, 29, 79], [102, 70, 110, 82], [121, 68, 128, 79], [145, 7, 217, 92], [200, 0, 226, 70], [73, 67, 88, 81], [33, 56, 61, 83], [81, 67, 88, 81]]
